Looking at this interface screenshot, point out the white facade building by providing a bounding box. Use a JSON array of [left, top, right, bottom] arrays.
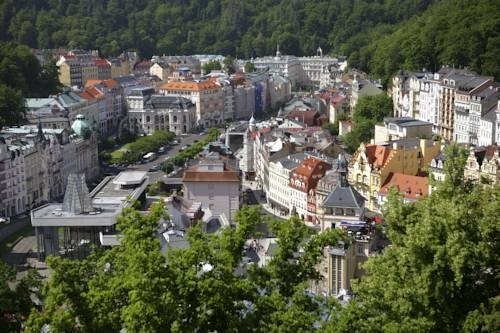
[[0, 116, 99, 219], [127, 87, 196, 135], [183, 155, 240, 222], [267, 153, 305, 213]]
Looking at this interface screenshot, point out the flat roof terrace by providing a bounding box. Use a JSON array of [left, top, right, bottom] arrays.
[[31, 203, 121, 227], [31, 171, 149, 227]]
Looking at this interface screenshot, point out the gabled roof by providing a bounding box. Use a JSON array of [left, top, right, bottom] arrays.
[[364, 144, 392, 168], [94, 59, 110, 67], [289, 157, 332, 192], [322, 184, 365, 208], [379, 172, 428, 200]]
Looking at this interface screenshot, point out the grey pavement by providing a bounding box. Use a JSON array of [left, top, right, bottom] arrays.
[[0, 217, 30, 244], [128, 132, 208, 173]]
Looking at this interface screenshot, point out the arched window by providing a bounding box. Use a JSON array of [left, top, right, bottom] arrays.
[[173, 115, 178, 122], [146, 116, 150, 123]]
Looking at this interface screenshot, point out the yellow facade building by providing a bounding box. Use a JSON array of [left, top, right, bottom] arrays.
[[348, 138, 441, 210]]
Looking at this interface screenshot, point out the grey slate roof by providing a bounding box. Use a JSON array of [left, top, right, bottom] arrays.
[[145, 95, 193, 109], [322, 184, 365, 208], [128, 87, 155, 97]]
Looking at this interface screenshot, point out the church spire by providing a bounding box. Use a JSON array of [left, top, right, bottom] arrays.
[[37, 116, 45, 143], [338, 153, 348, 187]]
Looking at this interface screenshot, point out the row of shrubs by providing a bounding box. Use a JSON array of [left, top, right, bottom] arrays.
[[161, 128, 220, 174], [106, 131, 175, 164]]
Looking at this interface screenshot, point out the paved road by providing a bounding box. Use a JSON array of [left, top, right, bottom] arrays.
[[0, 217, 30, 244], [129, 132, 208, 172]]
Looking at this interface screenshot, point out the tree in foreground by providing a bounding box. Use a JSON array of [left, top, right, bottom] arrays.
[[0, 261, 41, 333], [26, 204, 345, 332], [328, 144, 500, 332]]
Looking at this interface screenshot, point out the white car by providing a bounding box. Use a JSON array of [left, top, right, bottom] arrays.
[[0, 217, 10, 224]]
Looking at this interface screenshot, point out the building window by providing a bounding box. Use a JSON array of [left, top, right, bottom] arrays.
[[209, 193, 214, 200]]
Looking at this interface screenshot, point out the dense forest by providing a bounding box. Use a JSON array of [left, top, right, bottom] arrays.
[[0, 0, 498, 82], [0, 43, 59, 128]]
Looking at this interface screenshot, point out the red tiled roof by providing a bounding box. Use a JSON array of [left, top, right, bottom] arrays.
[[159, 80, 220, 92], [85, 79, 118, 89], [287, 109, 320, 126], [79, 86, 104, 100], [379, 172, 429, 200], [289, 157, 332, 192], [364, 145, 392, 168], [94, 59, 110, 67]]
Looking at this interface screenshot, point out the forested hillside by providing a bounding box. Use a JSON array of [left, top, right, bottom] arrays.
[[0, 0, 498, 82]]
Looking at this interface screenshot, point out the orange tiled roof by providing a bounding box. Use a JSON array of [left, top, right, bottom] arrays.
[[159, 80, 220, 92], [365, 145, 392, 168], [84, 79, 102, 87], [85, 79, 118, 89], [379, 172, 429, 200], [290, 157, 332, 192], [80, 86, 104, 100]]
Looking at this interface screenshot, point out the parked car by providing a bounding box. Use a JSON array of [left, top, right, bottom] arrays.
[[149, 165, 161, 172], [0, 217, 10, 224], [158, 146, 165, 153]]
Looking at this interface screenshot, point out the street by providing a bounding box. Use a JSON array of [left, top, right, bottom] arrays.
[[126, 132, 209, 183]]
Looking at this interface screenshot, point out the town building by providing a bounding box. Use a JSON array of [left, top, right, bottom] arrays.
[[0, 138, 28, 218], [182, 153, 240, 222], [31, 171, 148, 259], [57, 50, 113, 88], [83, 79, 124, 136], [159, 80, 223, 128], [149, 62, 172, 81], [315, 221, 374, 297], [252, 46, 303, 87], [378, 172, 429, 207], [233, 80, 256, 120], [252, 46, 347, 88], [267, 153, 307, 215], [350, 74, 383, 109], [319, 155, 365, 230], [349, 138, 441, 210], [329, 93, 348, 124], [463, 145, 500, 185], [127, 87, 196, 135], [453, 84, 498, 146], [374, 117, 433, 144], [391, 67, 499, 142], [289, 156, 332, 223], [0, 115, 99, 218], [440, 71, 492, 141]]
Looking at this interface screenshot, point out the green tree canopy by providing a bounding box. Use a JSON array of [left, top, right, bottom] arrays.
[[341, 93, 393, 152], [26, 203, 346, 332], [0, 41, 60, 128], [329, 144, 500, 332], [201, 60, 222, 75]]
